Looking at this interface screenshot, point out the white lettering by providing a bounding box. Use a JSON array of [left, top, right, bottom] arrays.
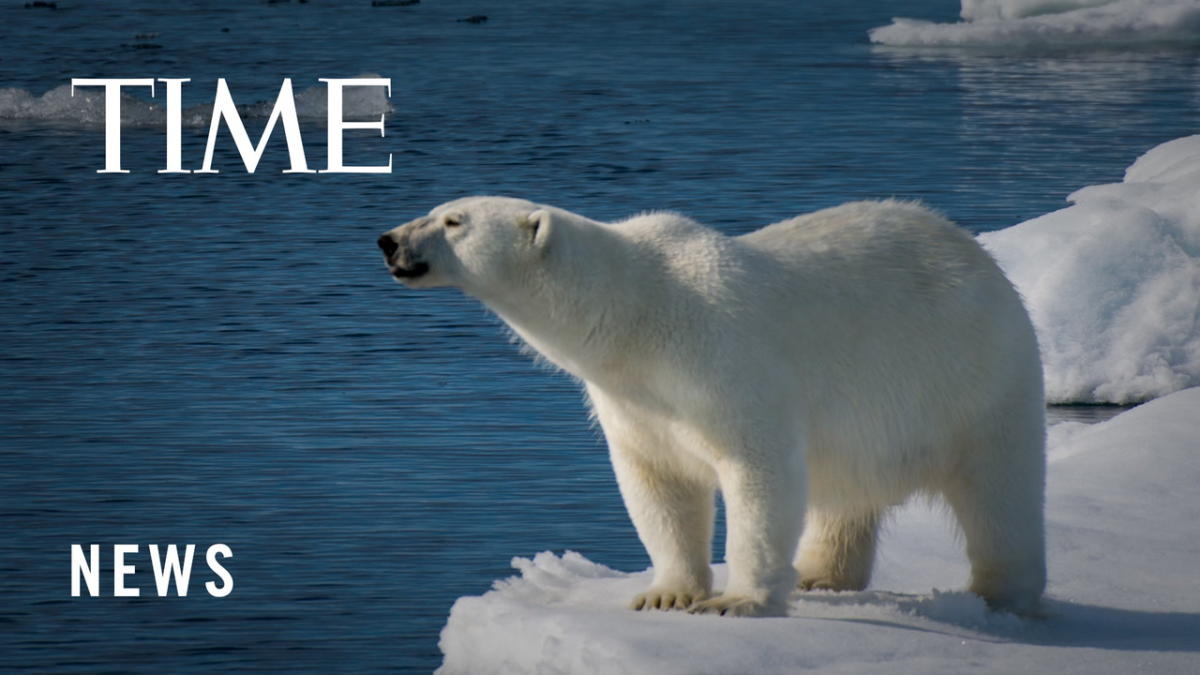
[[70, 544, 100, 597], [70, 78, 156, 174], [157, 78, 191, 174], [198, 78, 314, 174], [113, 544, 140, 597], [319, 78, 392, 174], [205, 544, 234, 598], [149, 544, 196, 597]]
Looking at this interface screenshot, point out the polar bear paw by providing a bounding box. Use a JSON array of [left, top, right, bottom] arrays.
[[688, 594, 780, 617], [631, 587, 708, 611], [797, 575, 865, 592]]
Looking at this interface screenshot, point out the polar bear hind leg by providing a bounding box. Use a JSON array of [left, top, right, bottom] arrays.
[[941, 420, 1046, 614], [795, 508, 881, 591]]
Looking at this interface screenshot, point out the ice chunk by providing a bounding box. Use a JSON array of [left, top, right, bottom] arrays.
[[960, 0, 1119, 21], [980, 134, 1200, 403], [870, 0, 1200, 49], [0, 84, 164, 127]]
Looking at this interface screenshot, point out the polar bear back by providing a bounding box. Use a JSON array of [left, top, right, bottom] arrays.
[[742, 200, 994, 294], [726, 201, 1043, 507]]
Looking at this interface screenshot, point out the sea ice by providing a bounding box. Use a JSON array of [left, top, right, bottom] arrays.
[[869, 0, 1200, 49], [980, 134, 1200, 403], [961, 0, 1122, 21], [437, 387, 1200, 674]]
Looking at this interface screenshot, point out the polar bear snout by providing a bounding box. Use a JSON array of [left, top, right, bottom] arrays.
[[378, 230, 431, 280], [377, 233, 400, 259]]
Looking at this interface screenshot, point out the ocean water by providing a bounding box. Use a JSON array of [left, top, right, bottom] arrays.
[[0, 0, 1195, 672]]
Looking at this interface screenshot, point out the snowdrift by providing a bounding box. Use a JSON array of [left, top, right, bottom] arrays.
[[438, 388, 1200, 674], [981, 134, 1200, 404], [961, 0, 1124, 21], [869, 0, 1200, 49]]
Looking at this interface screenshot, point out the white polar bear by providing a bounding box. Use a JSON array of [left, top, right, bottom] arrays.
[[378, 196, 1046, 617]]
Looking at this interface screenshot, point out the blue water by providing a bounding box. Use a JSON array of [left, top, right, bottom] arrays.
[[0, 0, 1194, 671]]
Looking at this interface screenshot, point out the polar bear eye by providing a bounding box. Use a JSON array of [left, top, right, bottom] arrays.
[[443, 214, 462, 228]]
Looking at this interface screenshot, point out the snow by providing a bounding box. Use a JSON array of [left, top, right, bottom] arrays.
[[0, 75, 392, 127], [438, 388, 1200, 674], [961, 0, 1128, 21], [869, 0, 1200, 49], [980, 135, 1200, 404]]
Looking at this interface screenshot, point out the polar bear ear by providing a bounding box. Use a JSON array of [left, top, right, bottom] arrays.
[[520, 209, 552, 251]]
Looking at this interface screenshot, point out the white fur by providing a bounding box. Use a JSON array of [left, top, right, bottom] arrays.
[[381, 196, 1046, 617]]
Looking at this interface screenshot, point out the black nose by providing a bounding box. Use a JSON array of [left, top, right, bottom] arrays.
[[377, 234, 399, 258]]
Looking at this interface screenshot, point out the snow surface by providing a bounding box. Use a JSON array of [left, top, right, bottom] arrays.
[[981, 134, 1200, 404], [0, 75, 392, 127], [870, 0, 1200, 49], [961, 0, 1121, 21], [438, 388, 1200, 674]]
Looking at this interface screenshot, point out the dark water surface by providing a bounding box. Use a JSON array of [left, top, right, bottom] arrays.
[[1, 1, 1196, 672]]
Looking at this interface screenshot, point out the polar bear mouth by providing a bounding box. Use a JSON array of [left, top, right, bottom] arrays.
[[390, 261, 429, 279]]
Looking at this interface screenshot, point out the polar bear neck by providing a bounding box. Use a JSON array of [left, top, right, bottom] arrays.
[[479, 213, 706, 386]]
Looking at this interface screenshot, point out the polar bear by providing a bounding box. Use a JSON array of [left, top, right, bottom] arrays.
[[378, 196, 1046, 617]]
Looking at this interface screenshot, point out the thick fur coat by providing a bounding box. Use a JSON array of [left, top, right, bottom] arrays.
[[379, 196, 1046, 617]]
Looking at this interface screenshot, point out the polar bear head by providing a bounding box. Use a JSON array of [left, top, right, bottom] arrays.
[[378, 196, 553, 294]]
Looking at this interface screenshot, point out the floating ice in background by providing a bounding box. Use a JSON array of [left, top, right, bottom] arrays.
[[437, 388, 1200, 674], [960, 0, 1119, 20], [870, 0, 1200, 49], [240, 76, 394, 122], [0, 84, 164, 126], [0, 75, 392, 127], [981, 135, 1200, 404]]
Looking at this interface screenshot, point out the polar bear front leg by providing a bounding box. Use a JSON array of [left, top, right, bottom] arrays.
[[609, 444, 716, 611], [690, 458, 804, 617]]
